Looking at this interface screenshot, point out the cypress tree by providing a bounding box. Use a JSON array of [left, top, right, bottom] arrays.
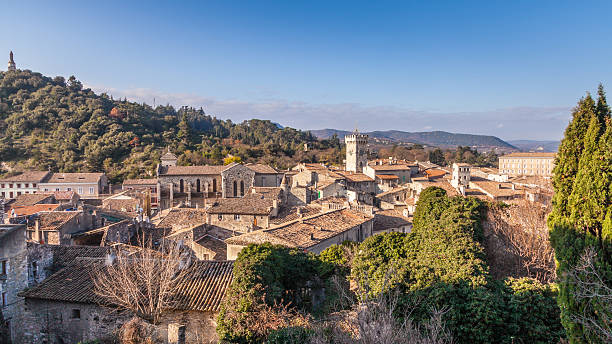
[[550, 94, 595, 222], [550, 87, 612, 343]]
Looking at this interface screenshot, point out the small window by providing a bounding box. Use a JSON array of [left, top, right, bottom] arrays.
[[0, 184, 4, 188], [2, 292, 6, 307], [78, 187, 83, 194], [32, 183, 36, 187], [44, 188, 48, 192], [8, 184, 13, 188], [89, 187, 94, 194], [1, 260, 6, 275], [32, 262, 37, 279], [66, 187, 72, 191], [218, 214, 223, 221], [55, 188, 60, 192], [234, 214, 241, 221], [71, 309, 81, 319]]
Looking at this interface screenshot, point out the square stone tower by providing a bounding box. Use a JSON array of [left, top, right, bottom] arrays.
[[345, 130, 368, 173], [451, 163, 471, 188]]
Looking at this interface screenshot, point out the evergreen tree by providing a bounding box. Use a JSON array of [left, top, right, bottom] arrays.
[[549, 87, 612, 343], [550, 94, 595, 221]]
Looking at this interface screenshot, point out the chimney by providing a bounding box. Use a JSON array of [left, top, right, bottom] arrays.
[[34, 218, 40, 243], [272, 199, 278, 209], [310, 233, 315, 240], [498, 184, 502, 189], [511, 184, 516, 190], [296, 207, 303, 217]]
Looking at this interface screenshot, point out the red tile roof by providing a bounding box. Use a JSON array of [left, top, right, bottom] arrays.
[[500, 152, 556, 158], [245, 163, 278, 174], [44, 173, 105, 183], [376, 174, 399, 180], [161, 165, 225, 176], [122, 178, 158, 185], [9, 204, 61, 216]]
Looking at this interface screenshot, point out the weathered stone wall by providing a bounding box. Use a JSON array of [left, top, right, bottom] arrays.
[[0, 226, 28, 344], [308, 219, 373, 254], [253, 173, 283, 187], [19, 299, 130, 344], [221, 165, 255, 198]]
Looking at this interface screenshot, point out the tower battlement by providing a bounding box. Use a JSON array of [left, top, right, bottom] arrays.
[[345, 130, 368, 173]]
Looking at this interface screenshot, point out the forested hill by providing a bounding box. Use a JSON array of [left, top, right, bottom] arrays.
[[0, 70, 336, 182], [311, 129, 516, 149]]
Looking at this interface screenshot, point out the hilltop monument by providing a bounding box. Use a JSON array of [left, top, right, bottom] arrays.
[[7, 51, 16, 71]]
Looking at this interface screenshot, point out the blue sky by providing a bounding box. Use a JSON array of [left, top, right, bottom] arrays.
[[2, 1, 612, 140]]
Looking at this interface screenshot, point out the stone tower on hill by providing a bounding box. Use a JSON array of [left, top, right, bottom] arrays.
[[345, 130, 368, 173], [7, 51, 16, 71]]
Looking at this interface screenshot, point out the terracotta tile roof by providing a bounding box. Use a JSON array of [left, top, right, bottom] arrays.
[[334, 171, 374, 182], [195, 235, 227, 261], [245, 163, 278, 174], [500, 152, 556, 158], [207, 196, 275, 215], [271, 204, 322, 225], [248, 187, 283, 200], [368, 164, 413, 171], [161, 151, 177, 160], [172, 260, 235, 312], [376, 174, 399, 180], [123, 178, 158, 186], [19, 259, 107, 304], [414, 179, 460, 197], [44, 172, 105, 183], [160, 165, 225, 176], [374, 209, 412, 232], [424, 169, 447, 178], [9, 204, 61, 216], [45, 190, 78, 201], [375, 187, 409, 198], [0, 171, 49, 182], [21, 258, 234, 313], [30, 211, 80, 231], [226, 209, 372, 249], [156, 208, 208, 230], [102, 198, 141, 213], [12, 193, 54, 206]]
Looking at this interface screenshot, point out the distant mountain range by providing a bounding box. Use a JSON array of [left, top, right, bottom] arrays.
[[310, 129, 517, 150], [507, 140, 560, 152]]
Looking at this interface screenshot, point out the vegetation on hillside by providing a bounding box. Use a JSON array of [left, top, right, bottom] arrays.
[[0, 70, 343, 182]]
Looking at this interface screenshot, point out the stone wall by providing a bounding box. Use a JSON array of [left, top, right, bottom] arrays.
[[0, 226, 28, 344], [19, 299, 130, 344], [221, 164, 255, 198]]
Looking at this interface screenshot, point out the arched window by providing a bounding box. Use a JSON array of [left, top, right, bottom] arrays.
[[240, 181, 245, 196], [179, 179, 184, 193], [233, 181, 238, 197], [213, 179, 217, 193], [196, 179, 201, 193]]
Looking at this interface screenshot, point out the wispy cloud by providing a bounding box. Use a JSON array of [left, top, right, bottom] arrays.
[[87, 84, 571, 141]]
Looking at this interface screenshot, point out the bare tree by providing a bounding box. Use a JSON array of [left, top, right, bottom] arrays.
[[92, 237, 189, 324], [310, 275, 453, 344], [484, 200, 556, 283], [567, 248, 612, 343]]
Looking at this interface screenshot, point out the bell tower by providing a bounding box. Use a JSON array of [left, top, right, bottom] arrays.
[[7, 51, 16, 71], [345, 130, 368, 173]]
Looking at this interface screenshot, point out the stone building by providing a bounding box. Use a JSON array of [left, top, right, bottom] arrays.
[[156, 156, 257, 209], [38, 173, 109, 199], [0, 171, 50, 200], [245, 163, 284, 187], [498, 152, 556, 177], [18, 259, 234, 344], [26, 211, 92, 245], [345, 130, 368, 173], [207, 195, 279, 232], [363, 159, 416, 184], [0, 237, 110, 344], [225, 208, 374, 259], [0, 224, 27, 343], [373, 209, 412, 235], [451, 163, 471, 188]]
